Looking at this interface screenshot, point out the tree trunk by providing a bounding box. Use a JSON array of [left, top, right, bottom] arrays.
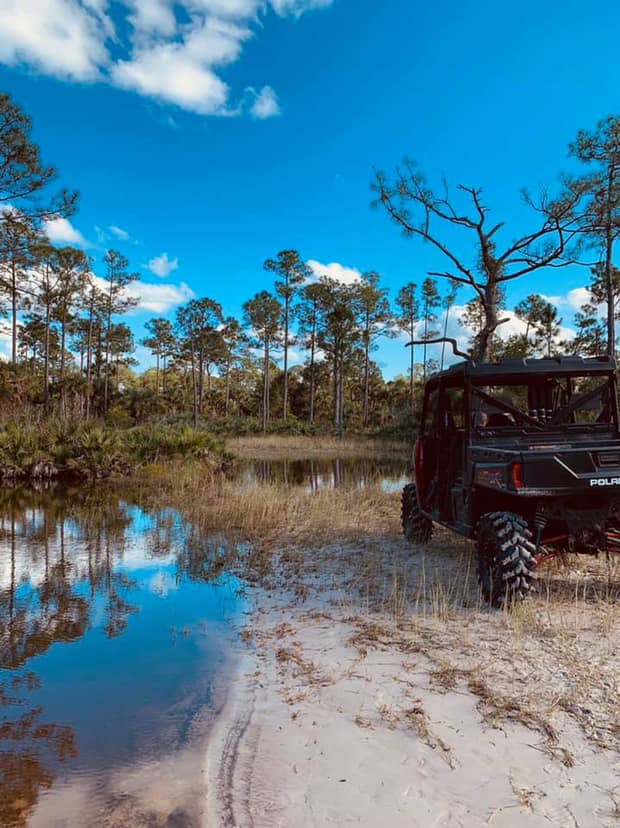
[[363, 313, 370, 427], [44, 303, 51, 412], [440, 301, 451, 371], [60, 313, 66, 381], [190, 345, 198, 428], [409, 316, 415, 415], [333, 344, 345, 436], [333, 351, 339, 429], [104, 298, 112, 413], [422, 300, 428, 381], [225, 356, 231, 416], [85, 301, 94, 420], [11, 261, 17, 364], [155, 352, 160, 394], [476, 282, 501, 362], [337, 354, 345, 437], [198, 353, 205, 415], [263, 340, 270, 432], [605, 164, 616, 356], [309, 316, 316, 424], [283, 291, 289, 419]]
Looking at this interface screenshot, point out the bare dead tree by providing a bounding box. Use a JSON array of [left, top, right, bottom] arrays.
[[372, 161, 586, 361]]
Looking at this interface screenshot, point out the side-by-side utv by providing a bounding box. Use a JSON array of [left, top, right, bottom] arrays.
[[401, 348, 620, 605]]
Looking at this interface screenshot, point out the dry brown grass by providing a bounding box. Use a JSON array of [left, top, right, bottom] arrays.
[[225, 434, 409, 460], [135, 464, 400, 545]]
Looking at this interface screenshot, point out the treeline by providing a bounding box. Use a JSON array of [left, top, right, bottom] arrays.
[[1, 90, 620, 435]]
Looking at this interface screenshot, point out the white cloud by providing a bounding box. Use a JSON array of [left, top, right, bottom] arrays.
[[112, 40, 231, 115], [250, 85, 280, 119], [564, 287, 590, 310], [125, 0, 177, 38], [540, 288, 589, 311], [90, 273, 193, 313], [148, 252, 179, 278], [307, 259, 362, 286], [0, 0, 111, 81], [44, 217, 90, 246], [129, 280, 194, 313], [0, 0, 334, 116]]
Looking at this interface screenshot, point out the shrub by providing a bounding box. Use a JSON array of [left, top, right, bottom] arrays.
[[126, 424, 222, 463], [0, 419, 226, 481], [0, 424, 46, 474], [67, 426, 125, 479]]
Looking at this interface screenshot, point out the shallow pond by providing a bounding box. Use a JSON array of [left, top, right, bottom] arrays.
[[236, 456, 411, 493], [0, 457, 410, 826]]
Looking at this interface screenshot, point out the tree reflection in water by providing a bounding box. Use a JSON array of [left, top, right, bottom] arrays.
[[0, 487, 164, 826], [240, 456, 409, 491], [0, 673, 77, 827]]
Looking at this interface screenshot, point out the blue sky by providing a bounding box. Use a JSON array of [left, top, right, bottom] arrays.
[[0, 0, 618, 376]]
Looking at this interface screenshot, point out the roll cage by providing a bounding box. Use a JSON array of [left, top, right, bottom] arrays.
[[419, 356, 620, 440]]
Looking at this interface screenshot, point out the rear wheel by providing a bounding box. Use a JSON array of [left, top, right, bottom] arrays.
[[477, 512, 536, 607], [401, 483, 432, 544]]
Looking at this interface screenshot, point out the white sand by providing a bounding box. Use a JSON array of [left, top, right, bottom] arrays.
[[205, 539, 620, 828]]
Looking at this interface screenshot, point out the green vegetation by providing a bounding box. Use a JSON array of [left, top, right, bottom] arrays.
[[0, 421, 227, 482]]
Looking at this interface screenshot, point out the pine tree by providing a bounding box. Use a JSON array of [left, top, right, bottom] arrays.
[[357, 271, 394, 426], [243, 291, 282, 431], [102, 250, 138, 413], [264, 250, 309, 419], [395, 282, 419, 414], [570, 116, 620, 355], [420, 278, 441, 379]]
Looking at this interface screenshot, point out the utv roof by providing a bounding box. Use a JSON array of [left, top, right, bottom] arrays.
[[429, 355, 617, 384]]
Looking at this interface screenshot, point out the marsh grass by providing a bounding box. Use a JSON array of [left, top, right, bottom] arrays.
[[138, 464, 399, 544], [225, 434, 410, 460]]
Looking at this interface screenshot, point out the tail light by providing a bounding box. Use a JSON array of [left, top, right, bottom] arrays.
[[511, 462, 524, 489]]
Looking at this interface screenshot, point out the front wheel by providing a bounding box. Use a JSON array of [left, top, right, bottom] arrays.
[[477, 512, 536, 607], [401, 483, 433, 544]]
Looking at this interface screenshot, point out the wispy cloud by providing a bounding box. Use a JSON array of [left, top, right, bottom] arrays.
[[109, 224, 130, 241], [95, 224, 138, 246], [0, 1, 334, 117]]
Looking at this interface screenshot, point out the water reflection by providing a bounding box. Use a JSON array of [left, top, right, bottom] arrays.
[[237, 456, 410, 492], [0, 487, 244, 827]]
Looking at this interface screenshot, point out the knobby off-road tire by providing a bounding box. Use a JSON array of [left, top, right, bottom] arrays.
[[401, 483, 433, 544], [477, 512, 536, 607]]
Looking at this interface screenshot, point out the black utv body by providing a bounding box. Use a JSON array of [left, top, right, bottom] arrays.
[[401, 354, 620, 605]]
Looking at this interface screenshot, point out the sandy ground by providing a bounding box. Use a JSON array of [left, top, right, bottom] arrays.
[[205, 532, 620, 828]]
